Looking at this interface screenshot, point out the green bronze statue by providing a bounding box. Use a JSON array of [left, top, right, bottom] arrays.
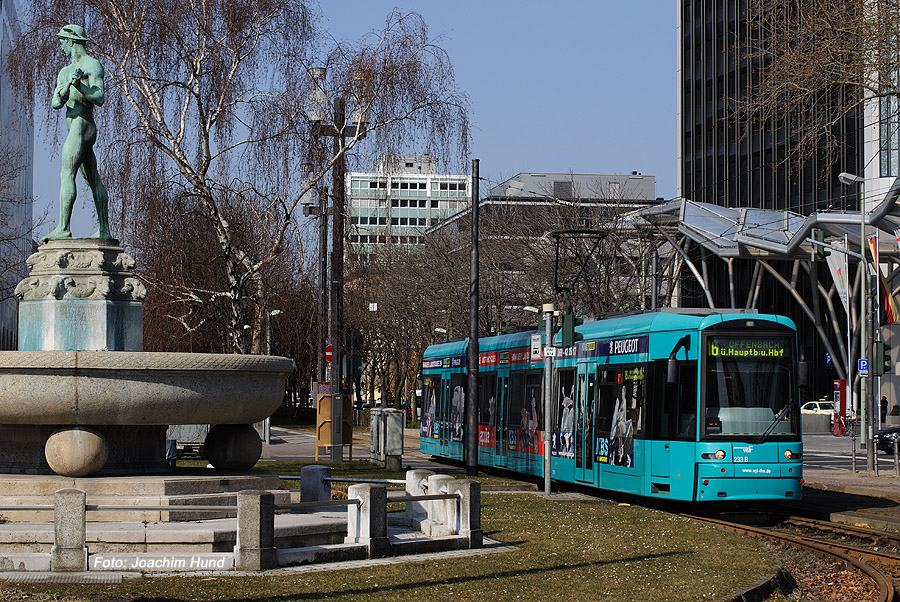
[[43, 24, 111, 242]]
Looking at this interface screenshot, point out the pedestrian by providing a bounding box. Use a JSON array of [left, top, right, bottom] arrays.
[[881, 396, 888, 423]]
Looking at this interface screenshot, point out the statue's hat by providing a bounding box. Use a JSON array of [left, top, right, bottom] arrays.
[[57, 24, 88, 42]]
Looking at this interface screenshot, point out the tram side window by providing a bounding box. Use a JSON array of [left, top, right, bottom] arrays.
[[623, 366, 645, 438], [553, 369, 576, 431], [596, 370, 619, 438], [422, 376, 442, 438], [649, 360, 697, 441], [449, 374, 466, 442], [525, 372, 542, 431], [508, 372, 525, 433], [478, 373, 497, 425], [553, 369, 577, 456]]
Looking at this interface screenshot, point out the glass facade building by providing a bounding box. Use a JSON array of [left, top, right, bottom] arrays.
[[677, 0, 862, 215]]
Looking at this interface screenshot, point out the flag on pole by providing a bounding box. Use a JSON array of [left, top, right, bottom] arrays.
[[868, 236, 899, 324], [825, 240, 850, 316]]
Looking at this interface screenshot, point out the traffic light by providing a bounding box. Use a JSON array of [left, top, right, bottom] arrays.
[[811, 228, 830, 262], [560, 313, 584, 347], [875, 341, 892, 375]]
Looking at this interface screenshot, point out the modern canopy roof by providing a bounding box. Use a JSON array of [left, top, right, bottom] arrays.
[[634, 177, 900, 260]]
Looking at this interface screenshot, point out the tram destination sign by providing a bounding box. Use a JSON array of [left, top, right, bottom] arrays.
[[707, 336, 787, 358]]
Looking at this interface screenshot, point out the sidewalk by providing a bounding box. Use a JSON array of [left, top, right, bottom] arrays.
[[803, 466, 900, 500], [261, 426, 444, 471]]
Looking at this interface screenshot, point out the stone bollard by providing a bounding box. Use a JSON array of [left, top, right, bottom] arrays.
[[345, 484, 390, 558], [300, 465, 331, 508], [447, 479, 483, 548], [234, 490, 276, 571], [51, 488, 88, 572], [422, 474, 455, 536], [403, 469, 434, 527]]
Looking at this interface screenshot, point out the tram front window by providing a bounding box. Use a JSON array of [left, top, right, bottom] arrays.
[[702, 334, 798, 439]]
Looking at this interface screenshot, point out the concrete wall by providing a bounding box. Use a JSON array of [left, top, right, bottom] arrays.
[[801, 414, 833, 434]]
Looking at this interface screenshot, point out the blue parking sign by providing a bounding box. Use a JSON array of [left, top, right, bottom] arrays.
[[859, 358, 869, 373]]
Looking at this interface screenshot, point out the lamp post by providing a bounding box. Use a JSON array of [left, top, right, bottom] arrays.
[[839, 171, 872, 470], [308, 67, 368, 462]]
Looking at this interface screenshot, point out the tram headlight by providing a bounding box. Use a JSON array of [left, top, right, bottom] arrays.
[[784, 450, 802, 460]]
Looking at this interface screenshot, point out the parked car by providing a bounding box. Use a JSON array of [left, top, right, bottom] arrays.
[[875, 426, 900, 455], [801, 401, 836, 415]]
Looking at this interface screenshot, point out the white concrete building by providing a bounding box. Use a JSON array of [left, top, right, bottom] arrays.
[[0, 0, 35, 350], [347, 154, 470, 256]]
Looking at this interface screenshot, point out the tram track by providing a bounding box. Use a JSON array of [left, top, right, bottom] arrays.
[[683, 513, 899, 602]]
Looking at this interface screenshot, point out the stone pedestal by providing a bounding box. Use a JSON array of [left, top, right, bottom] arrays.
[[15, 239, 145, 352]]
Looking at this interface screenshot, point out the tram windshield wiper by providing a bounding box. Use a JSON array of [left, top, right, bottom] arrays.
[[756, 404, 792, 444]]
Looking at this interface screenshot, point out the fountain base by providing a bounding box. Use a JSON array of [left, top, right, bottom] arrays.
[[0, 425, 168, 475]]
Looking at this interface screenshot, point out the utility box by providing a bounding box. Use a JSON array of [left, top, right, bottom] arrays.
[[370, 407, 383, 461], [370, 408, 404, 471], [316, 394, 353, 460]]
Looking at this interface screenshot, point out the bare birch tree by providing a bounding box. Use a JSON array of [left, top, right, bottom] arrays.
[[12, 2, 468, 353]]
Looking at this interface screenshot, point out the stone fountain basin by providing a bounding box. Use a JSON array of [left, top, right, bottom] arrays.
[[0, 351, 294, 425]]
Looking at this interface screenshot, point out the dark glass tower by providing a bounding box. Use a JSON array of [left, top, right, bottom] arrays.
[[677, 0, 862, 214]]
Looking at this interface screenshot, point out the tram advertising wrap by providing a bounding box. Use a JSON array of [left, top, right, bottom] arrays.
[[421, 311, 803, 503]]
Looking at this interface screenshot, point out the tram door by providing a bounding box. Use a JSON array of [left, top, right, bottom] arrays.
[[495, 370, 509, 467], [575, 362, 596, 483]]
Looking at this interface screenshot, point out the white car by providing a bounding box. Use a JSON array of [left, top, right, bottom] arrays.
[[801, 401, 836, 415]]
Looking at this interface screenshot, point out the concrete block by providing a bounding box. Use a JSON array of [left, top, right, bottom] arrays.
[[403, 469, 433, 527], [51, 488, 87, 571], [300, 465, 331, 506], [345, 484, 389, 558], [0, 553, 51, 572], [421, 475, 454, 536], [234, 490, 276, 571], [447, 479, 482, 548]]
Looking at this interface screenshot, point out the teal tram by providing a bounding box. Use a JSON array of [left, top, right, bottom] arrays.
[[420, 311, 803, 502]]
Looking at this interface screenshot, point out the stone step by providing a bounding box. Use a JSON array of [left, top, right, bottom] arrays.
[[0, 471, 291, 523], [0, 512, 348, 555], [276, 543, 368, 567]]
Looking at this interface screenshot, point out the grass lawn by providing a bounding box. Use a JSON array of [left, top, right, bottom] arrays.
[[0, 461, 776, 602]]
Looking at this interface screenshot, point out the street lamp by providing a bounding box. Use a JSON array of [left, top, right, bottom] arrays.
[[839, 171, 872, 470]]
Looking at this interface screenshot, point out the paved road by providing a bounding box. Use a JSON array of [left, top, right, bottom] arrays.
[[803, 432, 900, 472]]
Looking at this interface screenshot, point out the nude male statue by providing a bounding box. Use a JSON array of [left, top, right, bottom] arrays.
[[43, 24, 111, 242]]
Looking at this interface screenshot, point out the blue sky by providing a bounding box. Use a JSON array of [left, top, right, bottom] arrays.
[[32, 1, 677, 236]]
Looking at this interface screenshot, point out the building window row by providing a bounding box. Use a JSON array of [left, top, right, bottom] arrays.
[[391, 199, 437, 208], [350, 234, 424, 245]]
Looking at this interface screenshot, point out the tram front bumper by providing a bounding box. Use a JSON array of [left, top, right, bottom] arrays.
[[696, 463, 802, 501]]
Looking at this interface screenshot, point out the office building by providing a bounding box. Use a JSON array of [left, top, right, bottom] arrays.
[[347, 154, 470, 256], [0, 0, 34, 350], [677, 0, 862, 213]]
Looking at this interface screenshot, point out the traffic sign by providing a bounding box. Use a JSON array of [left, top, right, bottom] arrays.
[[858, 358, 869, 375], [325, 344, 333, 363]]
